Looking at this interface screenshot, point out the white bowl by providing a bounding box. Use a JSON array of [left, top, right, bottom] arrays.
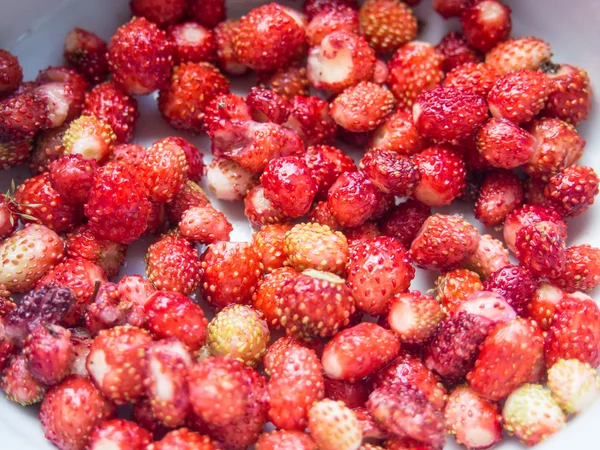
[[1, 0, 599, 449]]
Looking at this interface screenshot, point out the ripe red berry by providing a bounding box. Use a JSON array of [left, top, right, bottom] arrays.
[[475, 169, 523, 226], [542, 63, 592, 125], [380, 200, 432, 249], [328, 172, 381, 228], [460, 0, 512, 52], [433, 0, 474, 18], [503, 204, 567, 255], [436, 32, 482, 72], [0, 91, 49, 144], [244, 185, 286, 228], [303, 0, 359, 19], [550, 245, 600, 293], [444, 62, 498, 97], [0, 49, 23, 96], [63, 28, 109, 83], [485, 36, 552, 74], [62, 114, 116, 164], [284, 95, 337, 146], [388, 291, 446, 344], [130, 0, 186, 27], [214, 19, 248, 76], [358, 0, 418, 54], [187, 0, 226, 28], [368, 110, 424, 156], [476, 117, 535, 169], [514, 221, 566, 279], [544, 165, 599, 218], [49, 154, 98, 206], [307, 6, 359, 46], [169, 22, 216, 64], [88, 419, 152, 450]]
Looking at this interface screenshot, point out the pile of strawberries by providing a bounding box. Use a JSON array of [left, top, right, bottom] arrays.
[[0, 0, 599, 448]]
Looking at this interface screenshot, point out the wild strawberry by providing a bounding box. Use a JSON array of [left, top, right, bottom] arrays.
[[252, 267, 295, 329], [307, 30, 376, 93], [475, 117, 535, 169], [467, 318, 544, 400], [66, 228, 124, 280], [322, 322, 400, 382], [0, 139, 32, 170], [268, 344, 324, 430], [166, 183, 209, 227], [486, 36, 552, 74], [131, 397, 172, 440], [308, 399, 362, 450], [306, 6, 359, 46], [213, 20, 248, 75], [347, 236, 414, 315], [1, 354, 46, 405], [460, 0, 511, 52], [379, 200, 430, 250], [344, 221, 381, 249], [514, 221, 566, 278], [205, 159, 253, 202], [150, 429, 216, 450], [22, 323, 72, 385], [179, 206, 231, 243], [146, 234, 202, 295], [304, 145, 356, 198], [264, 335, 323, 376], [367, 383, 446, 448], [444, 62, 498, 98], [503, 383, 566, 446], [324, 377, 369, 408], [47, 155, 97, 208], [474, 170, 523, 227], [130, 0, 186, 27], [36, 81, 84, 129], [330, 82, 394, 133], [260, 156, 318, 218], [359, 0, 417, 54], [368, 110, 424, 156], [251, 223, 293, 273], [503, 204, 567, 255], [387, 41, 445, 111], [212, 120, 304, 174], [433, 0, 473, 18], [284, 223, 348, 274], [544, 165, 599, 218], [545, 294, 600, 367], [14, 172, 82, 233], [549, 245, 600, 293], [84, 282, 128, 334], [526, 281, 564, 331], [327, 172, 381, 228], [109, 142, 146, 171], [308, 202, 343, 231], [258, 64, 309, 102], [542, 63, 592, 125], [140, 138, 190, 202], [0, 91, 49, 144], [524, 117, 586, 181], [284, 95, 337, 146], [62, 114, 116, 163], [444, 385, 502, 449], [233, 4, 306, 71], [388, 291, 445, 344], [549, 358, 600, 416], [63, 28, 108, 83], [435, 268, 483, 311], [169, 21, 216, 64], [187, 0, 226, 28], [244, 185, 286, 228], [107, 17, 175, 95], [246, 87, 291, 125], [201, 241, 263, 309], [85, 165, 151, 244], [69, 331, 93, 378], [86, 325, 152, 403], [276, 269, 355, 340], [0, 49, 23, 95], [483, 265, 538, 315], [456, 290, 517, 324], [256, 430, 317, 450], [412, 146, 466, 207], [36, 65, 90, 98], [303, 0, 359, 18], [114, 275, 155, 327], [88, 419, 152, 450], [144, 199, 167, 234], [413, 86, 487, 144], [410, 213, 479, 271], [436, 32, 481, 73]]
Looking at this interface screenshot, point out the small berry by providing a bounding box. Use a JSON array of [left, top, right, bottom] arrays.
[[62, 114, 116, 163], [359, 149, 420, 196], [544, 165, 599, 218], [547, 358, 600, 414], [436, 32, 482, 73], [307, 6, 360, 46], [206, 158, 254, 202], [514, 221, 566, 278], [387, 291, 445, 344], [328, 172, 382, 228], [214, 19, 248, 75], [460, 0, 512, 52], [252, 267, 296, 329], [308, 399, 363, 450], [1, 355, 46, 405], [0, 49, 23, 95], [483, 265, 538, 315], [358, 0, 418, 54], [503, 204, 567, 255], [542, 63, 592, 125], [367, 110, 424, 156], [23, 324, 73, 385], [436, 268, 483, 311], [284, 95, 337, 146], [244, 185, 286, 228], [486, 36, 552, 74], [444, 62, 498, 97], [475, 169, 524, 226], [88, 419, 152, 450], [130, 0, 186, 27], [179, 206, 233, 244], [303, 144, 357, 198], [380, 199, 431, 249]]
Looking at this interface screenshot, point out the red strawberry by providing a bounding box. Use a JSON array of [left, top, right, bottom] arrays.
[[460, 0, 511, 52], [475, 169, 523, 226], [150, 429, 216, 450], [550, 245, 600, 293], [169, 22, 216, 64], [63, 28, 109, 83], [433, 0, 473, 18], [258, 63, 309, 101], [233, 4, 306, 71], [330, 81, 395, 133], [503, 204, 567, 255], [253, 267, 296, 329], [435, 268, 483, 311], [206, 158, 253, 202], [485, 36, 552, 74], [214, 20, 248, 76], [456, 291, 517, 324], [379, 200, 431, 249], [359, 0, 417, 54], [88, 419, 152, 450], [367, 383, 446, 448], [204, 93, 251, 137], [304, 145, 357, 198], [307, 30, 376, 93], [107, 17, 175, 95], [116, 275, 156, 327], [187, 0, 226, 28], [387, 42, 445, 111], [410, 213, 479, 272], [268, 344, 325, 430], [65, 226, 126, 278], [0, 139, 32, 170], [23, 323, 73, 385], [15, 172, 82, 233], [145, 338, 193, 427], [139, 137, 189, 202], [244, 185, 286, 228], [0, 91, 49, 143], [322, 322, 401, 382], [344, 221, 381, 249], [475, 117, 535, 169], [109, 143, 146, 171], [1, 354, 46, 405], [130, 0, 186, 27], [483, 265, 538, 315], [85, 165, 151, 244], [62, 114, 116, 164], [40, 375, 115, 450], [368, 110, 424, 156], [524, 117, 586, 181], [306, 6, 359, 46], [303, 0, 359, 19], [179, 206, 232, 244], [166, 181, 210, 223], [411, 146, 466, 207], [246, 87, 291, 124], [347, 236, 414, 315], [48, 154, 98, 207], [35, 81, 84, 129], [36, 65, 89, 97], [263, 335, 323, 377], [514, 221, 566, 278], [84, 282, 128, 334], [201, 241, 263, 309], [284, 223, 348, 274], [387, 291, 445, 344], [324, 377, 369, 408], [308, 399, 363, 450], [284, 95, 337, 146], [256, 430, 317, 450], [328, 172, 381, 228], [436, 32, 482, 73], [444, 386, 502, 449], [444, 62, 498, 97], [545, 295, 600, 367], [86, 325, 152, 404], [260, 156, 318, 218], [544, 165, 599, 217], [83, 81, 138, 144], [0, 49, 23, 96], [542, 63, 591, 125], [146, 234, 202, 295], [527, 282, 565, 330], [252, 224, 294, 273], [467, 318, 544, 401]]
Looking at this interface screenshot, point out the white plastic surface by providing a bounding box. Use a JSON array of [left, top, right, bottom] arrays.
[[1, 0, 600, 448]]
